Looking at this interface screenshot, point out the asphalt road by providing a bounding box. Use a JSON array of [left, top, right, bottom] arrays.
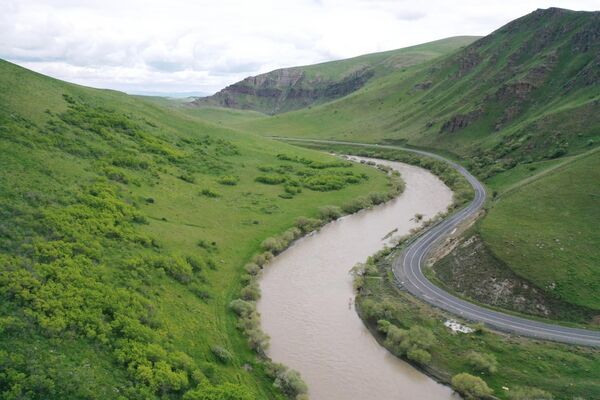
[[276, 137, 600, 347]]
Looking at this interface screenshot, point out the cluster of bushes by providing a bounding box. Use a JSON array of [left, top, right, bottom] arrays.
[[254, 156, 372, 196], [267, 363, 309, 400], [377, 322, 436, 365], [261, 227, 303, 255], [329, 147, 474, 209], [451, 373, 493, 399], [276, 153, 350, 169]]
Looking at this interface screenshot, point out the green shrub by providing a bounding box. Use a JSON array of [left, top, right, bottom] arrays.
[[451, 373, 493, 399], [210, 346, 233, 364], [295, 216, 321, 233], [318, 205, 343, 221], [273, 367, 308, 398], [183, 383, 254, 400], [229, 299, 255, 317], [240, 283, 261, 301], [368, 192, 389, 205], [217, 175, 239, 185], [179, 173, 196, 183], [342, 196, 373, 214], [407, 347, 431, 365], [255, 174, 287, 185], [199, 188, 220, 198], [466, 351, 498, 374], [244, 263, 261, 275], [246, 328, 269, 354]]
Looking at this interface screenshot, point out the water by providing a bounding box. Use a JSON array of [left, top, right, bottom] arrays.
[[257, 158, 458, 400]]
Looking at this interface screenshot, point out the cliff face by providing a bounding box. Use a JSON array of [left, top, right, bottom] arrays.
[[191, 36, 479, 114], [196, 66, 373, 114]]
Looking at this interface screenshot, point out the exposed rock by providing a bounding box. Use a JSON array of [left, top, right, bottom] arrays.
[[432, 235, 597, 323], [192, 66, 374, 114], [414, 81, 433, 90], [495, 82, 536, 102], [440, 109, 482, 133], [456, 48, 482, 77]]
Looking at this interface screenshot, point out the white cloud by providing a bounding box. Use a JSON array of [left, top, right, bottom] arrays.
[[1, 0, 599, 94]]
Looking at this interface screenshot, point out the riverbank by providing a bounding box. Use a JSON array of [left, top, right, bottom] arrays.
[[257, 159, 457, 399], [354, 246, 600, 399]]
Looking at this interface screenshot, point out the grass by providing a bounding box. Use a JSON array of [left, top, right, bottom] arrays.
[[0, 59, 390, 399], [480, 149, 600, 311]]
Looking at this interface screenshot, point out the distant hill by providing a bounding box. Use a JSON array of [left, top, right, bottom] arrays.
[[191, 36, 478, 114]]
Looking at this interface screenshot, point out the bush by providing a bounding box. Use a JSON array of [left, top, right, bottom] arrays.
[[179, 173, 196, 183], [451, 373, 493, 399], [199, 188, 220, 198], [466, 351, 498, 374], [318, 205, 343, 221], [407, 347, 431, 365], [273, 368, 308, 398], [246, 328, 269, 354], [368, 192, 388, 205], [229, 299, 255, 317], [342, 196, 373, 214], [508, 387, 554, 400], [295, 216, 321, 233], [383, 324, 435, 365], [253, 252, 274, 267], [217, 175, 239, 185], [210, 346, 233, 364], [244, 262, 261, 275], [261, 237, 286, 254], [255, 174, 287, 185], [240, 283, 261, 301]]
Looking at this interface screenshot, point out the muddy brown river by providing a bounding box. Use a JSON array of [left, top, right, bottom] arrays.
[[257, 158, 459, 400]]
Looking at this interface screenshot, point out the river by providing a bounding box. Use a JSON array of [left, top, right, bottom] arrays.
[[257, 158, 459, 400]]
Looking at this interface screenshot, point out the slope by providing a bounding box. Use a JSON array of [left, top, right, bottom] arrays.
[[240, 8, 599, 178], [191, 36, 478, 114], [0, 59, 390, 399]]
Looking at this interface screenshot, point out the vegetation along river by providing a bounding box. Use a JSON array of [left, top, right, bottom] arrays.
[[257, 157, 459, 399]]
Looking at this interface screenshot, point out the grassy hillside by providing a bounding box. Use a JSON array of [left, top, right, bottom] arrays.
[[192, 36, 477, 114], [0, 59, 390, 399], [481, 148, 600, 310], [240, 8, 599, 177]]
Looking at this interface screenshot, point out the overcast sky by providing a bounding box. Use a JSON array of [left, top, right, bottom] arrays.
[[1, 0, 598, 95]]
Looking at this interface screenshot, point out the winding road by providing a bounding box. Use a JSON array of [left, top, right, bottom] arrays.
[[275, 137, 600, 347]]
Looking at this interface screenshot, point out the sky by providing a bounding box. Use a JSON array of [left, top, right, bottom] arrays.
[[1, 1, 599, 95]]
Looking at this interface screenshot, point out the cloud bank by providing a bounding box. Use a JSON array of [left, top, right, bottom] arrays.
[[1, 0, 598, 94]]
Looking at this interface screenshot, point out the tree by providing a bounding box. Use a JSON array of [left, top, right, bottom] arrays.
[[466, 351, 498, 374], [451, 373, 493, 399]]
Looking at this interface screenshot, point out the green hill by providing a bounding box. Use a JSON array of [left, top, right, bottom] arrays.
[[233, 8, 600, 321], [481, 148, 600, 310], [191, 36, 478, 114], [240, 8, 599, 177], [0, 59, 390, 399]]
